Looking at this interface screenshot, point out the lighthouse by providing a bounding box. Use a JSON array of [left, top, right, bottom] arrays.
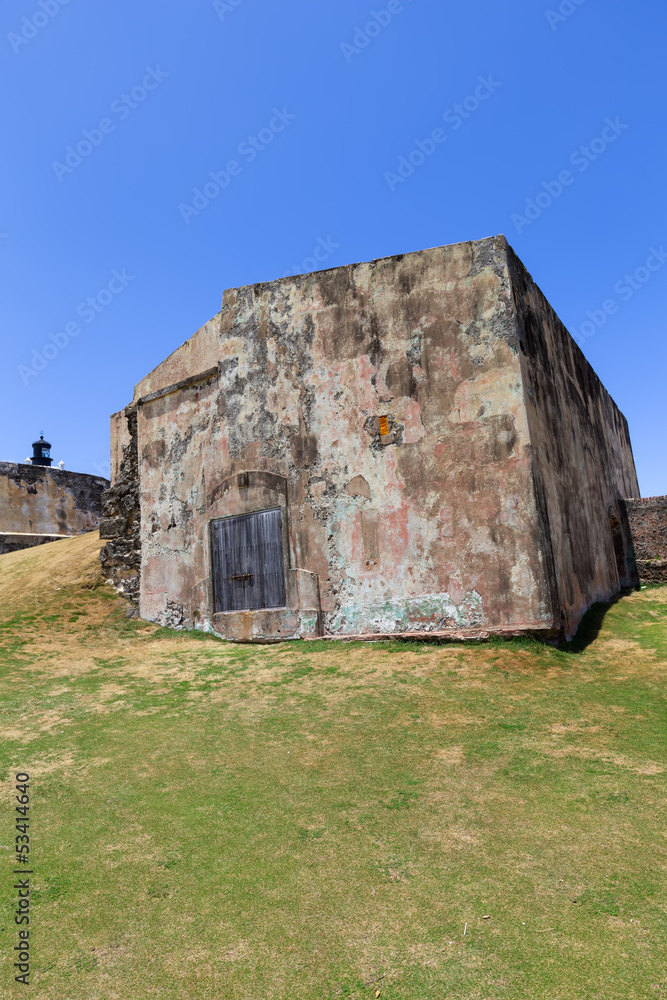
[[30, 435, 53, 468]]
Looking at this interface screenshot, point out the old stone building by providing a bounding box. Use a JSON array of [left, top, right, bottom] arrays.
[[101, 235, 645, 642], [0, 437, 109, 555]]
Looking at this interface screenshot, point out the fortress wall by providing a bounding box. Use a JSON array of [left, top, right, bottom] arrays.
[[0, 463, 109, 542], [623, 496, 667, 584]]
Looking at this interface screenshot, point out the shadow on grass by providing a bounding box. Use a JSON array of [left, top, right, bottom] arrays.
[[561, 595, 623, 654]]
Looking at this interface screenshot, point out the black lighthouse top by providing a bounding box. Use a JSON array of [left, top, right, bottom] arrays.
[[31, 435, 52, 467]]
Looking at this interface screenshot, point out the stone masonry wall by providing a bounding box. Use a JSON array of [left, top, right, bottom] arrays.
[[622, 497, 667, 584], [0, 463, 108, 554], [0, 533, 67, 556], [99, 405, 141, 607]]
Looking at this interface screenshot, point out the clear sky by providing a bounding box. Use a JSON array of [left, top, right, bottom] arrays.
[[1, 0, 665, 495]]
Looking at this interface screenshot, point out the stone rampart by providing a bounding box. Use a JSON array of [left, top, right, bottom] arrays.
[[0, 463, 108, 554], [623, 496, 667, 584]]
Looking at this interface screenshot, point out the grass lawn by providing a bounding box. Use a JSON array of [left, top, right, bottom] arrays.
[[1, 532, 666, 999]]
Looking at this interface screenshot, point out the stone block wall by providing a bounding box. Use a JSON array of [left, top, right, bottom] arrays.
[[0, 462, 108, 555], [0, 533, 68, 556], [99, 405, 141, 607], [622, 497, 667, 584]]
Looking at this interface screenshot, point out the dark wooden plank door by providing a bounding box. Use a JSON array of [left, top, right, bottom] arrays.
[[211, 508, 286, 612]]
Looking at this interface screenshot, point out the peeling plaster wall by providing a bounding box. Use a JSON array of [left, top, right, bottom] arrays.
[[110, 409, 131, 486], [508, 248, 640, 636], [134, 316, 222, 403], [0, 462, 108, 540], [130, 236, 557, 638]]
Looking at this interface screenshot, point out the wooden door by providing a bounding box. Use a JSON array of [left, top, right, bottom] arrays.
[[211, 508, 286, 612]]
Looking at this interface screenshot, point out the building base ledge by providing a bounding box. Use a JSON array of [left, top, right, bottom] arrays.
[[308, 623, 559, 644]]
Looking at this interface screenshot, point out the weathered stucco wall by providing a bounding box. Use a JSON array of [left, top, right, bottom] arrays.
[[0, 463, 108, 551], [110, 409, 131, 486], [128, 236, 556, 639], [622, 496, 667, 583], [133, 316, 221, 404], [106, 235, 641, 642], [508, 249, 640, 635]]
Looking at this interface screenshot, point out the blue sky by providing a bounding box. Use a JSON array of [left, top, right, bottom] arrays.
[[1, 0, 665, 495]]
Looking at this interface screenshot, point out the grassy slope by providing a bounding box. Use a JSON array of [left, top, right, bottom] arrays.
[[0, 532, 666, 1000]]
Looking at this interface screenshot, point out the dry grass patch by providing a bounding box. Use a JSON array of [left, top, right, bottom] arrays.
[[0, 543, 666, 998]]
